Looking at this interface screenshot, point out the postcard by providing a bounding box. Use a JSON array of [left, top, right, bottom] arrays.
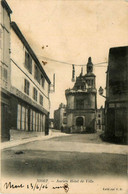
[[0, 0, 128, 193]]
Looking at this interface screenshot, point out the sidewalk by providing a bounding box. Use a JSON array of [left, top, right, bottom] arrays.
[[0, 131, 71, 150]]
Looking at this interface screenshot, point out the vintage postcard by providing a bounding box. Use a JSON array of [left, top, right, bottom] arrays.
[[0, 0, 128, 193]]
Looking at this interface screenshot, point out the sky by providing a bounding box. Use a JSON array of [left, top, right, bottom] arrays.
[[7, 0, 128, 117]]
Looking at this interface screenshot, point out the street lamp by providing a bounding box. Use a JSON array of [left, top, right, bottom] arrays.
[[98, 86, 106, 98]]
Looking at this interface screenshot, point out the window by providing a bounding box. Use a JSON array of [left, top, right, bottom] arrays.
[[98, 114, 101, 118], [33, 87, 38, 101], [41, 75, 45, 88], [32, 111, 36, 131], [30, 112, 44, 132], [40, 114, 44, 132], [30, 110, 33, 131], [39, 94, 43, 105], [24, 79, 30, 95], [21, 106, 25, 130], [76, 99, 84, 109], [34, 65, 41, 83], [2, 67, 8, 88], [36, 113, 38, 131], [3, 67, 8, 80], [25, 51, 32, 73], [17, 104, 21, 129], [30, 110, 43, 132], [17, 104, 29, 131], [25, 108, 28, 131], [38, 114, 40, 132]]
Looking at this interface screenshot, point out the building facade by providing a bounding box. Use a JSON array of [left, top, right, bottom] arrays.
[[9, 22, 51, 138], [96, 106, 105, 131], [54, 103, 67, 130], [1, 0, 12, 141], [65, 57, 97, 133], [105, 46, 128, 143], [1, 1, 51, 141]]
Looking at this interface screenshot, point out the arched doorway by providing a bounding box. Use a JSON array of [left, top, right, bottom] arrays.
[[76, 117, 84, 126]]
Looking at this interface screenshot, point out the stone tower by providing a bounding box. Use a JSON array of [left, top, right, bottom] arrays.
[[65, 57, 97, 133]]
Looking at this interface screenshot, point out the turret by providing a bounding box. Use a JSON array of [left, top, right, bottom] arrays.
[[87, 57, 93, 73]]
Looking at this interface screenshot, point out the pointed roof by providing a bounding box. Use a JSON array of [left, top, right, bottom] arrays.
[[85, 57, 96, 77]]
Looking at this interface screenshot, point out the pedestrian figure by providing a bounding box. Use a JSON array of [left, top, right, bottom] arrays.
[[61, 126, 64, 132]]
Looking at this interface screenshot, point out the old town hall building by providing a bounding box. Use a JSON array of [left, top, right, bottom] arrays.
[[65, 57, 97, 133]]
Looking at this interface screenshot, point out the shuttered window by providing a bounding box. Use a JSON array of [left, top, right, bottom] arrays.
[[24, 79, 30, 95], [33, 87, 38, 101], [39, 94, 43, 105], [25, 51, 32, 74]]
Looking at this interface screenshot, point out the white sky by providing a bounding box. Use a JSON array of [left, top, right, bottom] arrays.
[[7, 0, 128, 118]]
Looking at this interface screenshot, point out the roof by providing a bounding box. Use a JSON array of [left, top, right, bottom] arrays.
[[109, 46, 128, 54], [11, 22, 51, 84], [1, 0, 12, 15]]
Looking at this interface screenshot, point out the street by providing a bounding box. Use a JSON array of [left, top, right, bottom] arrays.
[[1, 131, 127, 179]]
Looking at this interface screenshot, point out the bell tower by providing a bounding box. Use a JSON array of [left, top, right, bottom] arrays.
[[85, 57, 96, 89], [87, 57, 93, 73]]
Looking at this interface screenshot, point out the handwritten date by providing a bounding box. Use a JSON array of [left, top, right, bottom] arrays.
[[4, 182, 69, 192]]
